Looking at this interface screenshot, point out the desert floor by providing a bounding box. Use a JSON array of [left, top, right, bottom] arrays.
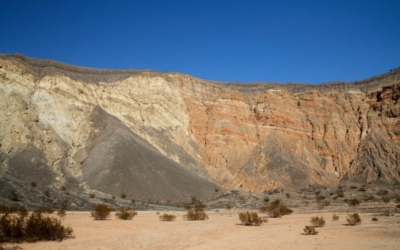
[[12, 210, 400, 250]]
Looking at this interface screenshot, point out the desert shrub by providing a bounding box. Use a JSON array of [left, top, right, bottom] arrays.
[[263, 197, 270, 203], [31, 182, 37, 188], [303, 225, 318, 235], [259, 199, 293, 218], [377, 189, 388, 196], [372, 217, 378, 221], [358, 187, 366, 192], [61, 186, 66, 191], [316, 195, 326, 201], [336, 189, 344, 197], [91, 204, 111, 220], [17, 207, 28, 218], [347, 213, 361, 226], [141, 199, 149, 208], [363, 195, 375, 201], [159, 214, 176, 221], [89, 193, 95, 198], [57, 209, 66, 219], [183, 198, 208, 221], [115, 207, 137, 220], [332, 214, 339, 221], [310, 216, 325, 227], [285, 193, 290, 198], [131, 199, 135, 204], [34, 205, 54, 214], [348, 198, 361, 206], [226, 205, 232, 210], [44, 191, 50, 197], [120, 193, 127, 199], [0, 212, 73, 243], [238, 212, 264, 226], [395, 195, 400, 203], [382, 196, 391, 203], [7, 192, 19, 202], [351, 186, 358, 189]]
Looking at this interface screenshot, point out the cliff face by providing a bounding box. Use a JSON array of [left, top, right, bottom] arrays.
[[1, 54, 400, 200]]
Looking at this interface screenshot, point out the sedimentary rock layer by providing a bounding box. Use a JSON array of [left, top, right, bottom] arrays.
[[0, 54, 399, 200]]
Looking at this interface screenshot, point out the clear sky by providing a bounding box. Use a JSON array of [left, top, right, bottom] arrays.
[[1, 0, 399, 84]]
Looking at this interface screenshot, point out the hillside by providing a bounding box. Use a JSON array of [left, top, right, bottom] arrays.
[[1, 54, 400, 207]]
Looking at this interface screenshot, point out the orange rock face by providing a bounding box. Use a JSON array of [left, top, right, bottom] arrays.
[[1, 54, 400, 196]]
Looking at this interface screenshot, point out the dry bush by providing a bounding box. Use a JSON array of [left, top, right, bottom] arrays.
[[183, 198, 208, 221], [310, 216, 325, 227], [382, 196, 391, 203], [332, 214, 339, 221], [348, 198, 361, 206], [238, 212, 264, 226], [57, 209, 66, 219], [34, 205, 54, 214], [347, 213, 361, 226], [0, 212, 73, 243], [120, 193, 127, 199], [303, 225, 318, 235], [372, 217, 378, 221], [363, 195, 375, 201], [259, 199, 293, 218], [31, 182, 37, 188], [226, 205, 232, 210], [377, 189, 388, 196], [91, 204, 111, 220], [115, 207, 137, 220], [89, 193, 95, 198], [159, 214, 176, 221], [336, 189, 344, 197]]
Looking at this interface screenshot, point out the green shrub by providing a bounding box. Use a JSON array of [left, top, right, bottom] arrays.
[[159, 214, 176, 221], [347, 213, 361, 226], [332, 214, 339, 221], [91, 204, 111, 220], [115, 207, 137, 220], [303, 225, 318, 235], [238, 212, 264, 226], [310, 216, 325, 227], [259, 199, 293, 218]]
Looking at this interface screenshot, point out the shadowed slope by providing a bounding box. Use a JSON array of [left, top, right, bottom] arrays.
[[81, 106, 219, 201]]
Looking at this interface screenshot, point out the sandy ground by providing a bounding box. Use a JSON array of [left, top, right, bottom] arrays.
[[11, 210, 400, 250]]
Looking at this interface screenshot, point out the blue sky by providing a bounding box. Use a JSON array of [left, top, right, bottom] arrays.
[[1, 0, 399, 83]]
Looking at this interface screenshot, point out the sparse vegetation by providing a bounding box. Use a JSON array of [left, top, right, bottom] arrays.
[[310, 216, 325, 227], [44, 190, 50, 198], [120, 193, 127, 199], [115, 207, 137, 220], [263, 197, 270, 203], [7, 192, 19, 202], [34, 205, 54, 214], [348, 198, 361, 206], [382, 196, 391, 203], [57, 209, 66, 219], [31, 182, 37, 188], [131, 199, 135, 204], [372, 217, 378, 221], [91, 204, 111, 220], [183, 197, 208, 221], [159, 214, 176, 221], [303, 225, 318, 235], [347, 213, 361, 226], [259, 199, 293, 218], [89, 193, 95, 198], [377, 189, 389, 196], [332, 214, 339, 221], [238, 212, 264, 226], [0, 212, 73, 243]]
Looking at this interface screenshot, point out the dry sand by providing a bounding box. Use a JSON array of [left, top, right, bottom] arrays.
[[12, 210, 400, 250]]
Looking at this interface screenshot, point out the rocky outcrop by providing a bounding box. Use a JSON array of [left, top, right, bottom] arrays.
[[0, 54, 400, 202]]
